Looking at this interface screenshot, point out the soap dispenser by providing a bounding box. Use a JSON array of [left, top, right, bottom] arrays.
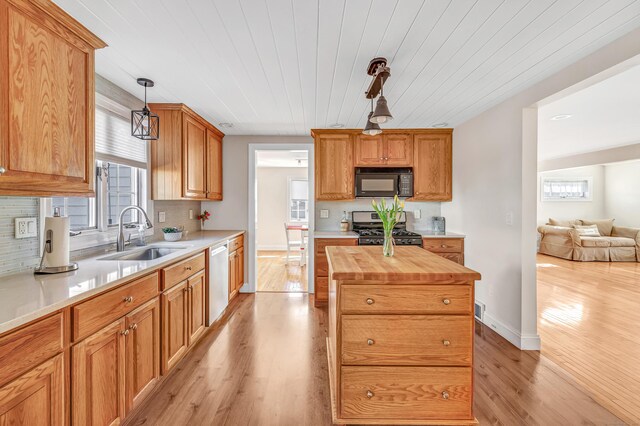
[[340, 211, 349, 232]]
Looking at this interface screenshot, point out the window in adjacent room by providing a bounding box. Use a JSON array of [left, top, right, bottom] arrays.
[[541, 177, 593, 201], [288, 178, 308, 222]]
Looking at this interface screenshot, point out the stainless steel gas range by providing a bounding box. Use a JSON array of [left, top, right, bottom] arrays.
[[352, 211, 423, 246]]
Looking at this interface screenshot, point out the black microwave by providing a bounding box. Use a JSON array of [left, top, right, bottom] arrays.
[[355, 168, 413, 198]]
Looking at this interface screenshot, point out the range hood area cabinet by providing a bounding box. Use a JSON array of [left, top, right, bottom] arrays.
[[0, 0, 106, 196], [311, 129, 452, 202], [149, 103, 224, 201]]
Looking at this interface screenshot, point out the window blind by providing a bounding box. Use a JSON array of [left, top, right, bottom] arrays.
[[95, 106, 148, 169]]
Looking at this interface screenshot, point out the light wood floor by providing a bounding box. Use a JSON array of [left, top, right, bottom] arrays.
[[126, 293, 622, 426], [537, 254, 640, 424], [257, 250, 308, 292]]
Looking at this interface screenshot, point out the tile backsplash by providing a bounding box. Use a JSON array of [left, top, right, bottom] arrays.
[[315, 200, 442, 231], [0, 197, 41, 276]]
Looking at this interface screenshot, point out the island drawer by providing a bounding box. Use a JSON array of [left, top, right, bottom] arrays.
[[341, 285, 472, 314], [340, 366, 473, 420], [72, 272, 159, 341], [162, 252, 205, 290], [341, 315, 472, 366], [423, 238, 463, 253], [0, 313, 64, 386]]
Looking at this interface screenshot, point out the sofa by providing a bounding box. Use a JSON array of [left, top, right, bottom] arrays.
[[537, 218, 640, 262]]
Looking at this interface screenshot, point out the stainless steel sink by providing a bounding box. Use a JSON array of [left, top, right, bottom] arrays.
[[100, 247, 187, 261]]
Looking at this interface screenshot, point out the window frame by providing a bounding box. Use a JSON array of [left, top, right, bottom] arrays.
[[541, 176, 593, 202], [287, 177, 309, 223]]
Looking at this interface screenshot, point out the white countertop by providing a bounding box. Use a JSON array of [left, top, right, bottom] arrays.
[[0, 230, 244, 335], [414, 230, 466, 238], [313, 231, 358, 239]]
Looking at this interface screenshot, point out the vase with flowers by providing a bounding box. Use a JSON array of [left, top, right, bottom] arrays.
[[197, 210, 211, 229], [371, 195, 405, 257]]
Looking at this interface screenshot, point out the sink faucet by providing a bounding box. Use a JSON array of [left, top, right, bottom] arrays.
[[117, 206, 153, 252]]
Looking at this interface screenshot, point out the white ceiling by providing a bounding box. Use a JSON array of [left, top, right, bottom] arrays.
[[256, 150, 308, 168], [54, 0, 640, 136], [538, 64, 640, 160]]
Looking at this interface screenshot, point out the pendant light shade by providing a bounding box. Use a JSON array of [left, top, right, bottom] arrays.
[[363, 98, 382, 135], [131, 78, 159, 141], [370, 95, 393, 124]]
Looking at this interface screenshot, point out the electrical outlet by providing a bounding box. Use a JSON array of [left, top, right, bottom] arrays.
[[506, 211, 514, 226], [158, 212, 166, 223], [15, 217, 37, 239], [189, 209, 194, 220], [320, 209, 329, 219], [414, 209, 421, 219]]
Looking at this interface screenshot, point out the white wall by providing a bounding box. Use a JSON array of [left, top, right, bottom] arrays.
[[442, 27, 640, 350], [537, 166, 606, 226], [605, 161, 640, 227], [256, 167, 307, 250]]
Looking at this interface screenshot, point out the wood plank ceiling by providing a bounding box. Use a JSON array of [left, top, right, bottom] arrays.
[[53, 0, 640, 135]]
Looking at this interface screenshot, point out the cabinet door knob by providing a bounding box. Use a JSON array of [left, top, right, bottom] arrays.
[[441, 244, 447, 248], [367, 339, 374, 346], [185, 266, 192, 271], [123, 296, 134, 303], [121, 329, 129, 336], [0, 166, 5, 175], [442, 391, 449, 400], [366, 390, 374, 399], [442, 298, 451, 305], [366, 298, 374, 305], [130, 323, 138, 330], [443, 339, 450, 346]]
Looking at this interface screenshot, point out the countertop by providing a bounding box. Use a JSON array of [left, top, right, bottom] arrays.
[[313, 230, 465, 239], [0, 230, 244, 335], [326, 246, 481, 282]]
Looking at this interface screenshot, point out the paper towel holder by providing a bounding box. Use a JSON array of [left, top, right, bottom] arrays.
[[34, 208, 79, 275]]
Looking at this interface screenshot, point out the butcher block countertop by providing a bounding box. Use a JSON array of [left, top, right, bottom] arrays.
[[326, 246, 481, 282]]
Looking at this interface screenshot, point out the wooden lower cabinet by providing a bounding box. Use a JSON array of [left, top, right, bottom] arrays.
[[0, 353, 65, 425], [72, 319, 127, 426], [125, 298, 160, 413], [188, 271, 206, 346], [423, 237, 465, 265], [161, 282, 189, 373], [314, 238, 358, 306], [228, 239, 245, 302]]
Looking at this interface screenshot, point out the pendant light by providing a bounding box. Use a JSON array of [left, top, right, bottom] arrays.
[[370, 79, 393, 124], [363, 98, 382, 136], [131, 78, 160, 141]]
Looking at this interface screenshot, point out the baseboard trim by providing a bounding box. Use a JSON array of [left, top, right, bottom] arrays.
[[482, 312, 541, 350]]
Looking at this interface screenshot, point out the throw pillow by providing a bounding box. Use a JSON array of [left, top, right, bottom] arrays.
[[573, 224, 601, 237], [580, 219, 614, 236], [548, 218, 582, 227]]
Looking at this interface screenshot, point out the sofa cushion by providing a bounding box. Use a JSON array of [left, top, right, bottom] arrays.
[[549, 218, 582, 227], [573, 224, 600, 236], [604, 237, 636, 247], [580, 219, 615, 236], [580, 237, 610, 247]]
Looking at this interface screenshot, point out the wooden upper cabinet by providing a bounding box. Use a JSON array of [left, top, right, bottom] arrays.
[[354, 135, 384, 166], [413, 132, 452, 201], [314, 133, 354, 201], [354, 133, 413, 167], [0, 0, 105, 196], [183, 114, 207, 199], [206, 130, 223, 200], [149, 103, 224, 200], [385, 133, 413, 166]]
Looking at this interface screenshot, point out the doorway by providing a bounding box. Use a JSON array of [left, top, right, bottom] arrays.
[[248, 145, 314, 294]]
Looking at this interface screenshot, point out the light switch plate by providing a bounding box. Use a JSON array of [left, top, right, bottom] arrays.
[[158, 212, 166, 223], [320, 209, 329, 219], [189, 209, 194, 220], [414, 209, 421, 219], [15, 217, 37, 239], [506, 211, 514, 226]]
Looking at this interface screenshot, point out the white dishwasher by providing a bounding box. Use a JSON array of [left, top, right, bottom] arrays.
[[207, 243, 229, 326]]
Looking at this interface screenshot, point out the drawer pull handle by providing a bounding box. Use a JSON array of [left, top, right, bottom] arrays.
[[0, 166, 5, 175], [366, 390, 374, 399], [441, 244, 447, 248], [124, 296, 134, 303], [442, 298, 451, 305], [442, 391, 449, 400], [367, 339, 374, 346], [185, 266, 193, 271], [366, 298, 374, 305], [443, 339, 450, 346], [121, 329, 129, 336], [130, 323, 138, 330]]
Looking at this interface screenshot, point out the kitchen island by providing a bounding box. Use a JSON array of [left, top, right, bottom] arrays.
[[326, 246, 481, 425]]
